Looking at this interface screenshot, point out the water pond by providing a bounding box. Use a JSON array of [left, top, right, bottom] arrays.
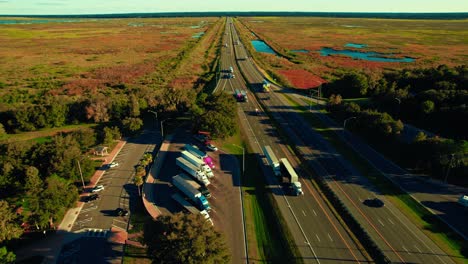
[[320, 47, 414, 63], [291, 49, 309, 53], [345, 43, 367, 48], [251, 40, 277, 55]]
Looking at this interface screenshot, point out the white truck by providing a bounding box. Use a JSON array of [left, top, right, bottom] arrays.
[[181, 150, 214, 178], [458, 195, 468, 208], [171, 193, 212, 225], [263, 145, 281, 177], [280, 158, 303, 196], [176, 157, 210, 186], [172, 174, 211, 211], [184, 144, 215, 169]]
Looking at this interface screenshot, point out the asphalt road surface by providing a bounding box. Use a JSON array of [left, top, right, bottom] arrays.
[[228, 18, 457, 264], [223, 18, 370, 263]]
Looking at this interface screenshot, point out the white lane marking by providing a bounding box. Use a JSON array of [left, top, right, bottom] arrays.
[[388, 218, 395, 225], [414, 245, 422, 253], [312, 209, 317, 216], [315, 234, 321, 242], [402, 245, 411, 255], [328, 233, 333, 242], [378, 219, 385, 226], [302, 210, 306, 217]]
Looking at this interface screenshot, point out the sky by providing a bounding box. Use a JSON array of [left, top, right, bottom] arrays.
[[0, 0, 467, 15]]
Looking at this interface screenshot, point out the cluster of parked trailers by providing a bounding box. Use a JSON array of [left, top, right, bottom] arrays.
[[172, 144, 216, 225]]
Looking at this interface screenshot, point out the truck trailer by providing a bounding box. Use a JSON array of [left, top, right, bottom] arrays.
[[176, 157, 210, 186], [171, 193, 211, 223], [280, 158, 304, 196], [177, 173, 211, 198], [263, 145, 281, 177], [181, 151, 214, 178], [172, 174, 210, 211], [184, 144, 215, 169]]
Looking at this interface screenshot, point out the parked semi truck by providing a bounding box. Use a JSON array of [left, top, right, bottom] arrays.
[[176, 157, 210, 186], [178, 172, 211, 198], [172, 174, 211, 211], [171, 193, 211, 219], [262, 79, 270, 92], [459, 195, 468, 208], [280, 158, 304, 195], [241, 90, 248, 102], [263, 145, 281, 176], [184, 144, 215, 168], [181, 150, 214, 178]]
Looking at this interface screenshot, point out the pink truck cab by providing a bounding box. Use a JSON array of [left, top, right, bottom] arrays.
[[203, 156, 215, 169]]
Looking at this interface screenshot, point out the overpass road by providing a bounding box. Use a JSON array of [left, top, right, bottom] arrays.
[[228, 18, 458, 264]]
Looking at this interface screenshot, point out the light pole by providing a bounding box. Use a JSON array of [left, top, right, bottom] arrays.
[[232, 144, 245, 175], [343, 116, 357, 130], [160, 118, 171, 138], [76, 159, 85, 189], [444, 154, 456, 183], [394, 97, 401, 117], [148, 110, 158, 129]]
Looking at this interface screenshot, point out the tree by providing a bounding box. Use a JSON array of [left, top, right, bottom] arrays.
[[144, 212, 230, 264], [414, 131, 427, 143], [0, 201, 23, 243], [0, 123, 6, 137], [122, 117, 143, 133], [421, 100, 435, 114], [133, 175, 144, 196], [0, 246, 15, 264]]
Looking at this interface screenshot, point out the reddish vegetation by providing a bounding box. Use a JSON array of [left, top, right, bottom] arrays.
[[278, 69, 326, 89]]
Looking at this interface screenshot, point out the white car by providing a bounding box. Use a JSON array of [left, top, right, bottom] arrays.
[[91, 185, 104, 193], [206, 144, 218, 151], [109, 162, 119, 168]]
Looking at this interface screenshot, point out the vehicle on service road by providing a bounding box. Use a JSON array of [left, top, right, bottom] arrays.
[[206, 143, 218, 152], [115, 208, 129, 216], [109, 162, 119, 168], [176, 157, 210, 186], [172, 174, 211, 211], [91, 185, 104, 193], [458, 195, 468, 207], [280, 158, 303, 196], [181, 150, 214, 178], [263, 145, 281, 177]]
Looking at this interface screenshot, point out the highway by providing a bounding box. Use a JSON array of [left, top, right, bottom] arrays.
[[228, 18, 457, 264], [221, 18, 370, 264]]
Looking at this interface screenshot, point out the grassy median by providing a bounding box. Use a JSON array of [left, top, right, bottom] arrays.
[[282, 93, 467, 262], [222, 132, 303, 264]]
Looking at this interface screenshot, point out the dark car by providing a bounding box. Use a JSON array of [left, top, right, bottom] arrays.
[[363, 198, 384, 208], [84, 194, 100, 203], [115, 208, 129, 216]]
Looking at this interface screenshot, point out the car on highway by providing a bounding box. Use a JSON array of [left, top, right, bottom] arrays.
[[206, 144, 218, 152], [84, 193, 100, 203], [109, 161, 119, 168], [363, 198, 384, 207], [115, 208, 129, 216], [91, 185, 104, 193]]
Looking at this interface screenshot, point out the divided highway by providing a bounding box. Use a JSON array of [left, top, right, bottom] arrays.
[[228, 18, 457, 264], [221, 18, 370, 264]]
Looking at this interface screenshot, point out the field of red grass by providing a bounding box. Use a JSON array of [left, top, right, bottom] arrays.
[[238, 17, 467, 83], [278, 69, 326, 89], [0, 17, 219, 99]]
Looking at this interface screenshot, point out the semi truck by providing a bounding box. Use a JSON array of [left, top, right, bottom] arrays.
[[177, 172, 211, 198], [241, 90, 248, 102], [280, 158, 304, 196], [172, 174, 211, 211], [262, 79, 270, 92], [181, 150, 214, 178], [184, 144, 215, 169], [229, 66, 234, 73], [176, 157, 210, 186], [263, 145, 281, 177], [171, 193, 211, 222], [459, 195, 468, 208]]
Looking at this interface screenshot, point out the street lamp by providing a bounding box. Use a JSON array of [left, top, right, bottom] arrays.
[[343, 116, 357, 130], [232, 144, 245, 175], [160, 118, 171, 138], [148, 110, 158, 129], [76, 159, 86, 189]]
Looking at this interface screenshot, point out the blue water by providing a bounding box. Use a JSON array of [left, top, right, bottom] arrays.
[[345, 43, 367, 48], [192, 32, 205, 38], [291, 49, 309, 53], [0, 19, 83, 24], [251, 40, 277, 54], [320, 47, 414, 63]]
